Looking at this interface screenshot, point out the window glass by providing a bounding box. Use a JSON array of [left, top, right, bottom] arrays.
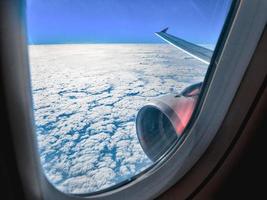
[[26, 0, 232, 194]]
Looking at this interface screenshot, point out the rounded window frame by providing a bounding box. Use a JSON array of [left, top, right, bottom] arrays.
[[3, 0, 267, 200]]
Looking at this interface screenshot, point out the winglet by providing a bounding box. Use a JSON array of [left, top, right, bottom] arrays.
[[155, 27, 213, 65], [160, 27, 169, 33]]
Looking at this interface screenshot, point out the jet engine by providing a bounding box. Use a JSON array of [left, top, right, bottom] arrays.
[[136, 82, 202, 162]]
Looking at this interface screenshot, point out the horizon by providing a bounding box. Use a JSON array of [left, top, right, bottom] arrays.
[[28, 42, 215, 51]]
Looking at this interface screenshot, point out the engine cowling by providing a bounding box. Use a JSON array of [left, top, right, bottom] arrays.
[[136, 82, 202, 162]]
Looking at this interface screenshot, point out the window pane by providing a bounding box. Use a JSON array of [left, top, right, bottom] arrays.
[[26, 0, 232, 194]]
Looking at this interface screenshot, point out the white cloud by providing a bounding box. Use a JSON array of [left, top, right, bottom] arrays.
[[29, 44, 207, 194]]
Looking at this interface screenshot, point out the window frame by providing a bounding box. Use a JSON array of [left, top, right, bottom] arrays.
[[1, 0, 266, 199]]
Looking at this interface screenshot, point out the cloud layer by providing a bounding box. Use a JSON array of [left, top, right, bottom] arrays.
[[29, 44, 207, 193]]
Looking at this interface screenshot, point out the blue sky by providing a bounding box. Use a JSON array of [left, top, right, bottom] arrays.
[[26, 0, 232, 44]]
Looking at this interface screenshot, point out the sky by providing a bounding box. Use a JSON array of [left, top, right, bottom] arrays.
[[26, 0, 232, 44]]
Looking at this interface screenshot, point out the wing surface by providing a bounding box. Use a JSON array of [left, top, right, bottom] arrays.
[[155, 28, 213, 64]]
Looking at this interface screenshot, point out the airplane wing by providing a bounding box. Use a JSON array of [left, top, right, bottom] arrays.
[[155, 28, 213, 64]]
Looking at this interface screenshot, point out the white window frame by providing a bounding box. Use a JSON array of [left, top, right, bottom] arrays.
[[1, 0, 266, 200]]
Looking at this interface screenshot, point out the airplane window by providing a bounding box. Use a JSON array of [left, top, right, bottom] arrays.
[[26, 0, 233, 194]]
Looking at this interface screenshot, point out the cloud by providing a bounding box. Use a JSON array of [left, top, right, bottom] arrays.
[[29, 44, 207, 193]]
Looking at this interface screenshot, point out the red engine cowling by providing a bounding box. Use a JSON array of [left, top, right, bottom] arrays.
[[136, 82, 202, 162]]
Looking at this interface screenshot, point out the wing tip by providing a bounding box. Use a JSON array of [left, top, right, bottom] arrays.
[[161, 27, 169, 33], [155, 27, 169, 35]]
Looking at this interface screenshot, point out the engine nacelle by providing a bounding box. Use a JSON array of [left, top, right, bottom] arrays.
[[136, 82, 202, 162]]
